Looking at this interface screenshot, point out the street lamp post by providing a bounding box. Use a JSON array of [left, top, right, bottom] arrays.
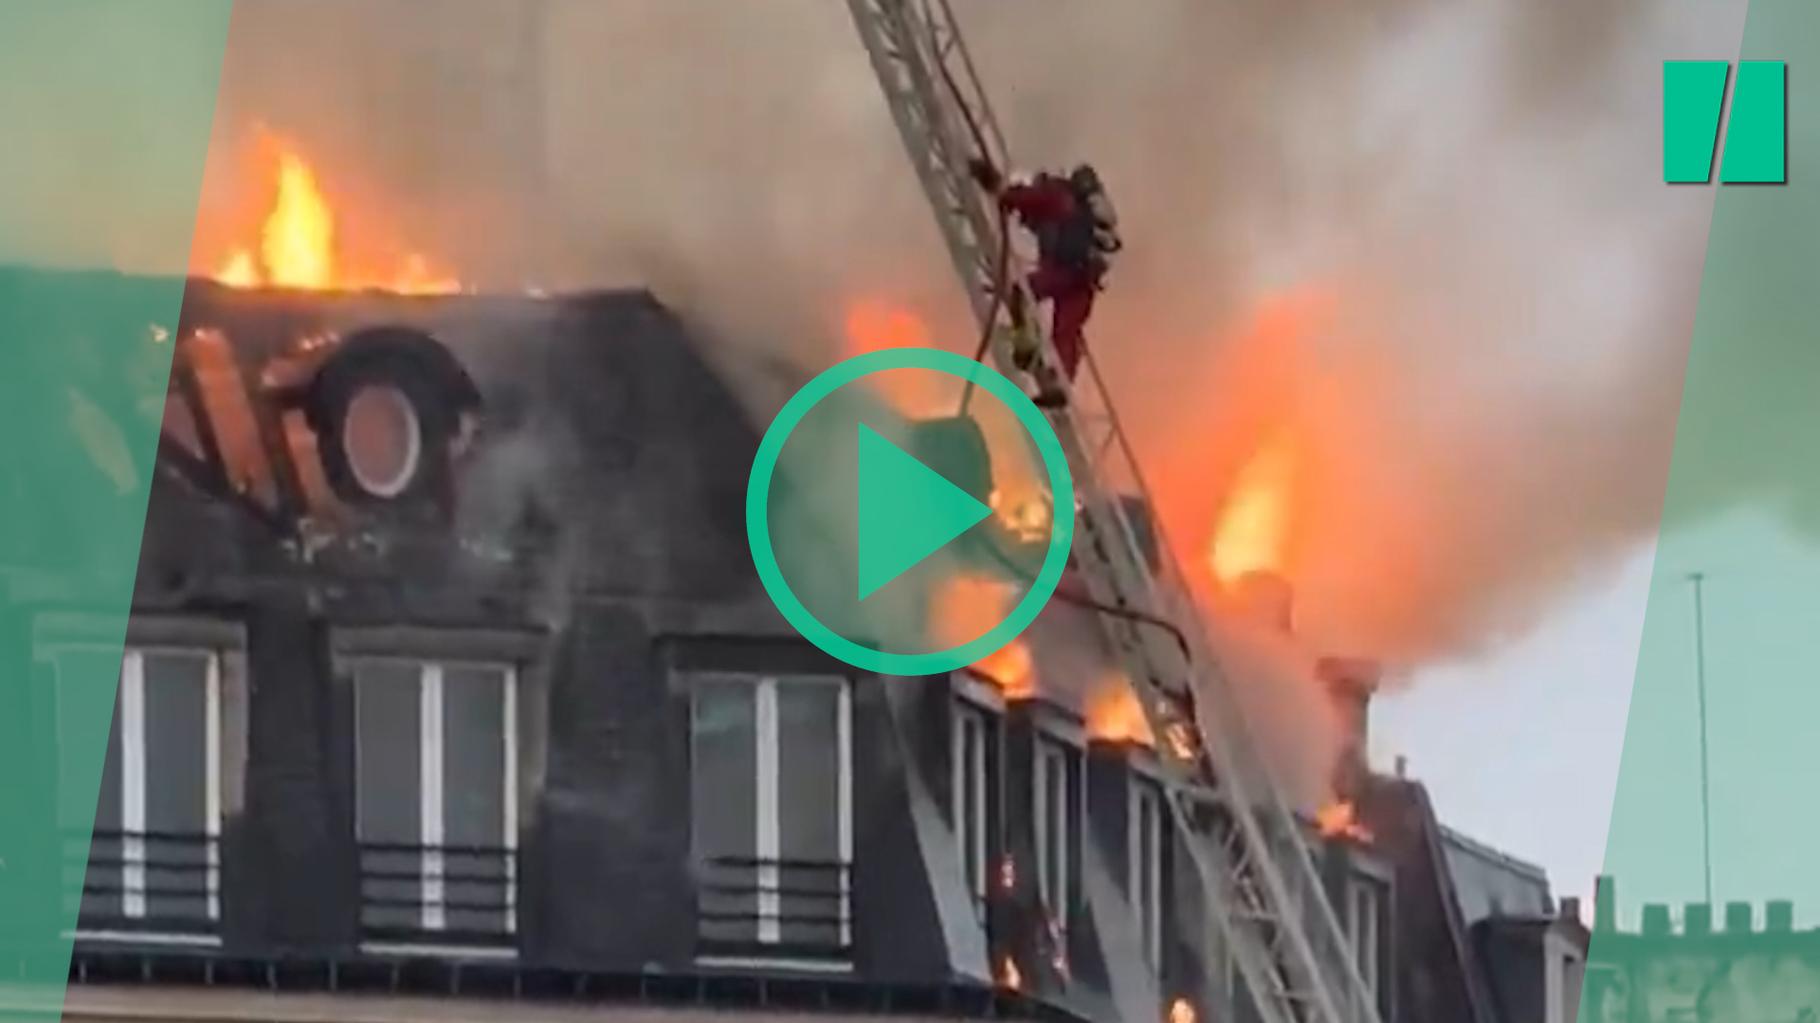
[[1690, 570, 1713, 907]]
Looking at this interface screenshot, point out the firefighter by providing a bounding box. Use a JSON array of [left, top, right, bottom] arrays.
[[970, 158, 1121, 406]]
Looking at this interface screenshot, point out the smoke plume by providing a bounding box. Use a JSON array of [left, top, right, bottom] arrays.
[[200, 0, 1748, 677]]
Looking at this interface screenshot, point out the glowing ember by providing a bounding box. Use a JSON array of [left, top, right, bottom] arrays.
[[999, 855, 1017, 891], [209, 142, 459, 295], [1316, 800, 1374, 843], [1169, 998, 1197, 1023], [1160, 721, 1200, 763], [999, 956, 1023, 991], [990, 486, 1052, 542], [1086, 675, 1154, 747], [1209, 431, 1296, 587], [217, 250, 259, 288]]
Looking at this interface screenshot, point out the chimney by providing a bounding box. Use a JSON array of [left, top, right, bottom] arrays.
[[1317, 656, 1380, 799], [1685, 903, 1712, 936], [1593, 876, 1616, 933], [1725, 901, 1753, 934], [1560, 897, 1582, 925], [1767, 901, 1794, 932], [1233, 571, 1294, 632]]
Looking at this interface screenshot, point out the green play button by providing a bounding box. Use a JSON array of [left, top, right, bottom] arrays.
[[855, 422, 993, 600], [747, 347, 1075, 676]]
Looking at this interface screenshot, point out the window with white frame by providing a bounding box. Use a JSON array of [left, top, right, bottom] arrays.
[[1347, 875, 1383, 1001], [1032, 735, 1076, 932], [51, 645, 223, 938], [353, 658, 518, 946], [952, 699, 994, 917], [692, 673, 852, 958], [1131, 778, 1166, 968]]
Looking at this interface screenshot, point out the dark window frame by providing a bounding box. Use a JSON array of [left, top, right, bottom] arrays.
[[332, 625, 543, 956], [34, 612, 248, 946], [684, 670, 854, 966], [951, 674, 1003, 920]]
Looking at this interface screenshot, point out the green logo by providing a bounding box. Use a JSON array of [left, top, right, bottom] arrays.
[[746, 348, 1075, 676], [1665, 60, 1786, 184], [854, 422, 993, 600]]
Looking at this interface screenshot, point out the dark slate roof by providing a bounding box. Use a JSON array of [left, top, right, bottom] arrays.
[[121, 277, 789, 637], [1359, 775, 1501, 1023]]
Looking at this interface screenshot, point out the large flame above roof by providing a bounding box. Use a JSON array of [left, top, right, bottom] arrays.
[[205, 138, 460, 295]]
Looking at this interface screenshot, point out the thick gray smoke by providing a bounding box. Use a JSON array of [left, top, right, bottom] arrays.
[[204, 1, 1748, 673]]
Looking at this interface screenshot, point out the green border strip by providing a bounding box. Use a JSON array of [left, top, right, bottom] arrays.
[[0, 4, 230, 1019]]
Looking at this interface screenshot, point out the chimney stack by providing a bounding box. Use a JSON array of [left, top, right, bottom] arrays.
[[1767, 901, 1794, 932], [1725, 902, 1753, 934], [1233, 571, 1295, 632], [1560, 897, 1582, 925], [1317, 656, 1380, 798], [1685, 903, 1712, 935], [1594, 876, 1616, 933]]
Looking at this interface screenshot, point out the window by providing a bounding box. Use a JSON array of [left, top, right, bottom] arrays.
[[53, 646, 223, 939], [1131, 778, 1166, 967], [692, 674, 852, 959], [1032, 736, 1076, 932], [1347, 876, 1383, 1000], [952, 699, 994, 915], [353, 658, 517, 946]]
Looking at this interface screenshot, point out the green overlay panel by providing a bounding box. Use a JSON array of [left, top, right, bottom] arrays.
[[0, 3, 229, 1019], [1589, 5, 1820, 1021]]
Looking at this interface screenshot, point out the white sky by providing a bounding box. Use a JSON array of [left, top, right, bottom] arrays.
[[1379, 510, 1820, 927]]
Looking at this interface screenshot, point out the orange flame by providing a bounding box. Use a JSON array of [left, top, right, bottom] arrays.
[[1316, 800, 1374, 843], [930, 574, 1037, 698], [1169, 998, 1197, 1023], [972, 640, 1036, 700], [999, 956, 1023, 991], [843, 298, 948, 417], [1087, 675, 1154, 747], [209, 142, 459, 295], [1209, 430, 1296, 587]]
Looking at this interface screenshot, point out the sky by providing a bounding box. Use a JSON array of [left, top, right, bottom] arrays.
[[1381, 510, 1820, 927], [1374, 545, 1656, 915]]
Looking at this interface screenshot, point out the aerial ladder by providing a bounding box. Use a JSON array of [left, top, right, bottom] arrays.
[[843, 4, 1385, 1023]]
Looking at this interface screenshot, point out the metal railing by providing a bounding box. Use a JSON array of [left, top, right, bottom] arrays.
[[698, 856, 852, 960], [63, 829, 219, 936], [357, 841, 517, 947]]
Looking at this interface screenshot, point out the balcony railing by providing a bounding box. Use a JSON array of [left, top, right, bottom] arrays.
[[698, 856, 851, 960], [63, 829, 220, 938], [358, 841, 517, 948]]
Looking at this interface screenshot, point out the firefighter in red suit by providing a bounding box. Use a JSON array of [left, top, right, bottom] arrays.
[[970, 159, 1121, 405]]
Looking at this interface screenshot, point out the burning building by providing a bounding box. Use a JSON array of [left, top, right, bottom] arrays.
[[0, 78, 1579, 1023], [0, 255, 1586, 1023]]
